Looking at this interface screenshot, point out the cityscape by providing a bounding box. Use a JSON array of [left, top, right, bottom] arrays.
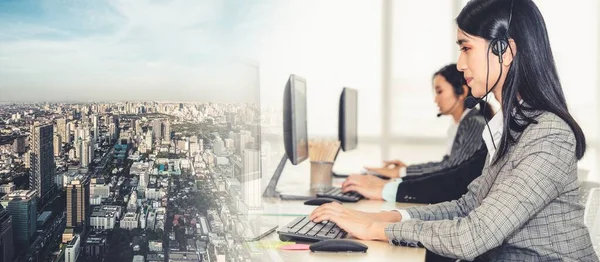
[[0, 101, 278, 262]]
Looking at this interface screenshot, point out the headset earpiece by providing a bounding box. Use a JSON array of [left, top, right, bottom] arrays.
[[491, 38, 508, 63]]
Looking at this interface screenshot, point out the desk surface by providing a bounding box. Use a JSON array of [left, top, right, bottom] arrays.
[[247, 198, 427, 262]]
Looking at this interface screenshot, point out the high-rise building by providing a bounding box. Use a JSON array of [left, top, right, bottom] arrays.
[[57, 118, 67, 143], [152, 120, 162, 141], [235, 131, 252, 154], [54, 134, 62, 157], [224, 138, 234, 150], [214, 139, 225, 156], [135, 121, 142, 135], [108, 123, 116, 141], [0, 205, 14, 262], [144, 131, 153, 151], [30, 124, 55, 205], [80, 139, 92, 168], [65, 122, 74, 144], [75, 127, 86, 141], [0, 190, 37, 248], [65, 235, 81, 262], [66, 177, 89, 231], [12, 136, 26, 154], [92, 115, 99, 142], [163, 121, 171, 143], [24, 150, 31, 168], [75, 138, 82, 160], [242, 148, 261, 210]]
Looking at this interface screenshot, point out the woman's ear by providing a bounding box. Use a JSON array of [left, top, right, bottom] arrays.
[[502, 39, 517, 67], [461, 85, 470, 99]]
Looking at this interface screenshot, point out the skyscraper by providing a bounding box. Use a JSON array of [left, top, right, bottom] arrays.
[[135, 121, 142, 136], [152, 120, 162, 141], [54, 134, 62, 157], [0, 190, 37, 248], [242, 148, 261, 210], [65, 121, 74, 144], [74, 138, 82, 160], [92, 115, 99, 143], [30, 124, 55, 205], [235, 131, 252, 155], [12, 136, 26, 154], [163, 121, 171, 143], [131, 119, 137, 134], [0, 205, 13, 262], [108, 123, 116, 141], [66, 177, 89, 231], [57, 118, 67, 143], [80, 139, 92, 168]]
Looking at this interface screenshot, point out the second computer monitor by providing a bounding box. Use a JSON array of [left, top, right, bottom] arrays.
[[339, 87, 358, 152], [283, 74, 309, 165]]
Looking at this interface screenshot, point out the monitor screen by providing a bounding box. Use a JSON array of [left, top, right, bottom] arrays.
[[340, 88, 358, 151], [293, 77, 308, 163], [283, 74, 309, 165]]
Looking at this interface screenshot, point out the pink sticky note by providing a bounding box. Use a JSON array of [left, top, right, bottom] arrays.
[[280, 244, 311, 251]]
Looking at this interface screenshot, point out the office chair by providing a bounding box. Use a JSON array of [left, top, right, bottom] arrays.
[[584, 187, 600, 256], [578, 168, 591, 183], [580, 181, 600, 205]]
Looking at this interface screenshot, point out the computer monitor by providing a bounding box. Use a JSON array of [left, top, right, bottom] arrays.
[[339, 87, 358, 151], [263, 74, 310, 199], [283, 74, 309, 165]]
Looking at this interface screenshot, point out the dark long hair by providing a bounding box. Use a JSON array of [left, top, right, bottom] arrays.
[[433, 63, 494, 120], [456, 0, 586, 163]]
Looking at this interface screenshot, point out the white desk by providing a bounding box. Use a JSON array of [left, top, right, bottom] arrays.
[[247, 198, 426, 262]]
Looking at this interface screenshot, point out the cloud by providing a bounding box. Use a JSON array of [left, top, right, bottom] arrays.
[[0, 0, 270, 102]]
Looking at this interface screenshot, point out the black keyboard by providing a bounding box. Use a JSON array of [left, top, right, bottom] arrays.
[[316, 188, 364, 202], [277, 216, 347, 242], [333, 172, 390, 180]]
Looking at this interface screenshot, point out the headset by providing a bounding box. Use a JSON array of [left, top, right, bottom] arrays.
[[465, 0, 514, 150]]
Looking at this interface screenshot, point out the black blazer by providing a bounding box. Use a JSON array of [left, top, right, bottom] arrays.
[[395, 146, 488, 204]]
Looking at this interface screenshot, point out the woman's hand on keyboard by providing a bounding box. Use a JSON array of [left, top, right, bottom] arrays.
[[309, 202, 391, 241], [341, 174, 387, 200]]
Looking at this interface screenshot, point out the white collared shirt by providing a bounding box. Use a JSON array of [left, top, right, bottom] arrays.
[[446, 109, 473, 156], [483, 111, 504, 162]]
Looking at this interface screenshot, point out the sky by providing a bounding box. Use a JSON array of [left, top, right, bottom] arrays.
[[0, 0, 279, 103]]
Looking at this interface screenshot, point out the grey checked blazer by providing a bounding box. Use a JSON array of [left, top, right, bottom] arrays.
[[385, 111, 599, 261], [406, 109, 486, 176]]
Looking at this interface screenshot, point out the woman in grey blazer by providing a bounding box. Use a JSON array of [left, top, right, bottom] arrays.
[[310, 0, 599, 261]]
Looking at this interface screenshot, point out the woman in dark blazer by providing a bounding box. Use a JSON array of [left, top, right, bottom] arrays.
[[341, 64, 492, 203]]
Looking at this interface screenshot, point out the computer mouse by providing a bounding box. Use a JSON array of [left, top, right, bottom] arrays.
[[309, 239, 368, 253], [303, 197, 341, 206]]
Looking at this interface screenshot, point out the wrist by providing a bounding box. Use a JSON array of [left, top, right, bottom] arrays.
[[378, 211, 402, 222], [369, 222, 390, 241]]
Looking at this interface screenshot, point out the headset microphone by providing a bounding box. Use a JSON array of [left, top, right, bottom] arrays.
[[465, 96, 479, 109]]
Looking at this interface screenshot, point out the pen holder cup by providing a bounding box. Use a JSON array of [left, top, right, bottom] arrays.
[[310, 161, 334, 193]]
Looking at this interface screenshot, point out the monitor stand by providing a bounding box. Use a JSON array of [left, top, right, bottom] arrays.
[[262, 154, 315, 200]]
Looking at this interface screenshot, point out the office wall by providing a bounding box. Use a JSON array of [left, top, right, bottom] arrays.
[[258, 0, 382, 139]]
